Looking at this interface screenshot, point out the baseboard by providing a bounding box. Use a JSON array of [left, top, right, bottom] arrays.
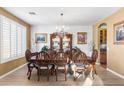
[[0, 63, 27, 79], [107, 68, 124, 79]]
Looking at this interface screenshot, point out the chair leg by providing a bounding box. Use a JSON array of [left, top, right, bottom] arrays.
[[93, 64, 97, 75], [73, 71, 76, 81], [92, 71, 95, 79], [90, 65, 95, 79], [65, 67, 67, 81], [27, 67, 30, 76], [73, 65, 77, 81], [47, 69, 50, 81], [27, 63, 31, 76], [28, 67, 33, 80], [82, 71, 85, 78], [95, 70, 97, 75], [55, 69, 58, 81], [37, 68, 40, 81], [73, 75, 76, 81], [65, 72, 67, 81]]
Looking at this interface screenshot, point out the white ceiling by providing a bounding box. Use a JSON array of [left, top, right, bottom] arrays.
[[4, 7, 121, 26]]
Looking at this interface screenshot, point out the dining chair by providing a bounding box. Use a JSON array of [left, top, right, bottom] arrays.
[[72, 52, 88, 81], [47, 49, 58, 81], [54, 51, 68, 81], [88, 49, 98, 79], [25, 49, 38, 80], [36, 51, 51, 81]]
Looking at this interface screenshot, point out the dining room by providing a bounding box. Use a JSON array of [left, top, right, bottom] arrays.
[[0, 7, 124, 86]]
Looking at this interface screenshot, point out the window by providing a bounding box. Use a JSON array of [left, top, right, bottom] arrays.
[[0, 15, 26, 63]]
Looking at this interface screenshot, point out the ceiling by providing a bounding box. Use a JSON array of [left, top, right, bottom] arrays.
[[4, 7, 121, 26]]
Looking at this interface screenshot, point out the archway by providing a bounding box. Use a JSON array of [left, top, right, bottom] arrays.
[[98, 23, 107, 68]]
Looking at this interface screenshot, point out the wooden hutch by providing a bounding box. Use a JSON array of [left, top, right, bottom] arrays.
[[50, 32, 72, 52]]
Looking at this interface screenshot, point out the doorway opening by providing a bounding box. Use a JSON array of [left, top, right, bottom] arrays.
[[98, 23, 107, 68]]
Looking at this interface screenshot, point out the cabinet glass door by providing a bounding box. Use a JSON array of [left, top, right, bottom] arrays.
[[63, 35, 70, 49], [52, 36, 60, 50]]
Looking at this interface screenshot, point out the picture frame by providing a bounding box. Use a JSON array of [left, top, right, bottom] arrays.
[[35, 33, 47, 43], [114, 21, 124, 44], [77, 32, 87, 44]]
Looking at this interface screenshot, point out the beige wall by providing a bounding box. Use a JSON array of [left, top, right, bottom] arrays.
[[0, 8, 30, 76], [93, 8, 124, 76]]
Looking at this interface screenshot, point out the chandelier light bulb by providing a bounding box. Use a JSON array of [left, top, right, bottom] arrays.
[[56, 27, 58, 31], [62, 25, 65, 29]]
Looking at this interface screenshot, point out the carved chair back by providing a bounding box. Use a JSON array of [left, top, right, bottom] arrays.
[[74, 52, 88, 65], [92, 49, 98, 64], [25, 49, 32, 62], [54, 51, 68, 66], [47, 49, 57, 59], [36, 51, 50, 66]]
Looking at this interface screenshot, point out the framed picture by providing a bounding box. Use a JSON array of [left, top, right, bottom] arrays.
[[114, 21, 124, 44], [35, 33, 47, 43], [77, 32, 87, 44]]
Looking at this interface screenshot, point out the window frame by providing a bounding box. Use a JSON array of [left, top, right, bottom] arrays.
[[0, 15, 27, 64]]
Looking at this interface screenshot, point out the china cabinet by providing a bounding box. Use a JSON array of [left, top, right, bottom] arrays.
[[50, 33, 72, 52]]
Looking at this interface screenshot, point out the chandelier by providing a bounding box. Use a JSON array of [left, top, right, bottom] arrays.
[[55, 13, 68, 38]]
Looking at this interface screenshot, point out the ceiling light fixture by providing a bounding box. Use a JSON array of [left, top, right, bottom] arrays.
[[55, 12, 68, 38], [29, 12, 36, 15]]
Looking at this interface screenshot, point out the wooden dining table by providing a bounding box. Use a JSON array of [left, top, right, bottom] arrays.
[[29, 53, 68, 81]]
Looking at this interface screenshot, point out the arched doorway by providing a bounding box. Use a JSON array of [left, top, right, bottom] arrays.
[[98, 23, 107, 68]]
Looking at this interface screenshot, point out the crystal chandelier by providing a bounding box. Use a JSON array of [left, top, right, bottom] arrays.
[[55, 13, 68, 38]]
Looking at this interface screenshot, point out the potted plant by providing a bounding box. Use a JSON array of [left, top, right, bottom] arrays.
[[41, 45, 49, 52]]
